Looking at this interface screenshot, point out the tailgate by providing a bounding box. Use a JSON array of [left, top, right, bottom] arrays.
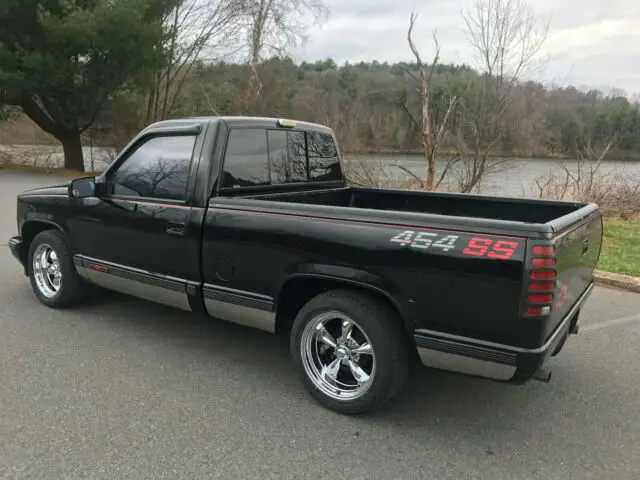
[[553, 212, 603, 316], [522, 210, 603, 339]]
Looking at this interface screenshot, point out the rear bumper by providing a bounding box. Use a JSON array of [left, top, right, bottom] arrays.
[[8, 236, 27, 275], [414, 282, 594, 383]]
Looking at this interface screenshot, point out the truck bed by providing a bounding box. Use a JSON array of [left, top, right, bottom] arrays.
[[243, 186, 589, 230]]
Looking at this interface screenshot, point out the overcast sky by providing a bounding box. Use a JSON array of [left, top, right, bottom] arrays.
[[292, 0, 640, 95]]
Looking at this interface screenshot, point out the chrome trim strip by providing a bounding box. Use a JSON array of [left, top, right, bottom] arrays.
[[414, 335, 517, 366], [417, 347, 517, 381], [77, 265, 191, 312], [415, 282, 594, 354], [76, 255, 187, 292], [203, 283, 273, 301], [186, 280, 199, 296], [74, 255, 191, 312], [20, 194, 68, 199], [202, 283, 274, 312], [204, 298, 275, 333]]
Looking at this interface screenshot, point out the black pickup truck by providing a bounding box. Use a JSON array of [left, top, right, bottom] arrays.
[[8, 116, 603, 414]]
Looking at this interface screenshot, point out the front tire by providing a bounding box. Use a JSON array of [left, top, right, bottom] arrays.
[[28, 230, 88, 308], [290, 289, 410, 415]]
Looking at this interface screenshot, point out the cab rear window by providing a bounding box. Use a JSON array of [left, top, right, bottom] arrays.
[[220, 128, 342, 189]]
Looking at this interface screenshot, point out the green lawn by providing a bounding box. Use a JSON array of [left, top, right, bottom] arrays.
[[598, 219, 640, 277]]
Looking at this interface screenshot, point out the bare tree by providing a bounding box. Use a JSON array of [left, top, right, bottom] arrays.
[[399, 12, 458, 191], [239, 0, 329, 112], [146, 0, 243, 123], [455, 0, 549, 192], [535, 135, 640, 218], [342, 155, 396, 189]]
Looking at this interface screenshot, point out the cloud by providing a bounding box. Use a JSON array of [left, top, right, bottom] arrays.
[[295, 0, 640, 94]]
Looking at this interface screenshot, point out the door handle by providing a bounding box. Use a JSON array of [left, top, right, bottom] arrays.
[[167, 222, 185, 237]]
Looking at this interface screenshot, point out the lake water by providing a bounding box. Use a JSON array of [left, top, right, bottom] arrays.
[[344, 153, 640, 198], [2, 144, 639, 199]]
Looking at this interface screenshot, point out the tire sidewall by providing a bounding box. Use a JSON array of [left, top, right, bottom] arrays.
[[290, 291, 405, 414], [27, 230, 80, 308]]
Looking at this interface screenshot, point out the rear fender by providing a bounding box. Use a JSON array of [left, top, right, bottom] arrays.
[[287, 263, 400, 298], [275, 263, 409, 332]]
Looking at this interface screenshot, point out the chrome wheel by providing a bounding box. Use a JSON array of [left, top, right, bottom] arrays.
[[32, 244, 62, 298], [300, 311, 376, 401]]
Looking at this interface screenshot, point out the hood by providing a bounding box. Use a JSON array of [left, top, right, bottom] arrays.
[[19, 183, 71, 198]]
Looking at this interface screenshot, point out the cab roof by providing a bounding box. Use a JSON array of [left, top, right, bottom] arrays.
[[145, 116, 334, 135]]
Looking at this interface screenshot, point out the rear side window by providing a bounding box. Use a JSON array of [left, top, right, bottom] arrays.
[[220, 129, 270, 188], [220, 127, 341, 190], [308, 132, 342, 182]]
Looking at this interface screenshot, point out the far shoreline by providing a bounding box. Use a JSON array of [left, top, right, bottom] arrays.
[[2, 141, 640, 163], [342, 149, 640, 162]]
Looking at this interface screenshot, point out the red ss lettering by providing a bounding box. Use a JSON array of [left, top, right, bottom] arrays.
[[487, 240, 519, 260], [463, 238, 520, 259], [463, 238, 492, 256]]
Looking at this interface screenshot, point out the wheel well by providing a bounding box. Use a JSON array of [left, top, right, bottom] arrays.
[[274, 277, 406, 335], [21, 222, 63, 265]]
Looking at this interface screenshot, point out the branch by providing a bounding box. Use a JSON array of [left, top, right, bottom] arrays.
[[199, 83, 220, 115], [426, 29, 441, 87], [20, 97, 64, 138], [399, 95, 420, 129], [407, 11, 423, 67], [434, 154, 460, 190], [393, 162, 424, 186], [433, 96, 457, 145]]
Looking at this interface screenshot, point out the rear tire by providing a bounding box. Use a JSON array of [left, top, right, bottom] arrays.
[[28, 230, 88, 308], [290, 289, 410, 415]]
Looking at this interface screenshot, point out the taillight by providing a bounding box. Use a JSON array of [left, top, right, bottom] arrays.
[[530, 270, 556, 280], [525, 243, 557, 317], [528, 294, 553, 304], [531, 257, 556, 267], [526, 306, 551, 316], [532, 245, 554, 255], [528, 282, 554, 291]]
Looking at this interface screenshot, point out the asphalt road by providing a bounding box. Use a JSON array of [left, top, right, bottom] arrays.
[[1, 170, 639, 480]]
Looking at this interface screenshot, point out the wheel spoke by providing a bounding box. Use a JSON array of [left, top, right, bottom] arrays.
[[321, 358, 341, 382], [31, 244, 64, 298], [347, 359, 370, 384], [353, 342, 373, 355], [301, 311, 377, 401], [341, 319, 353, 340], [315, 325, 337, 349]]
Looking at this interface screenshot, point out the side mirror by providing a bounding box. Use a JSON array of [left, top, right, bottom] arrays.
[[69, 176, 99, 199]]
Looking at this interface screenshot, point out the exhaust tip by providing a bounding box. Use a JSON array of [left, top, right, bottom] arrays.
[[533, 367, 552, 383]]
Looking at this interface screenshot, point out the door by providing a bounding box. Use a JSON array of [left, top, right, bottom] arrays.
[[69, 133, 199, 311]]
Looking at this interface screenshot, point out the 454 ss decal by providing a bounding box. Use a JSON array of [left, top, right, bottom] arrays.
[[391, 230, 459, 251], [390, 230, 524, 260]]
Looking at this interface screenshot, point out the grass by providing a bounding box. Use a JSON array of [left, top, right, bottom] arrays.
[[599, 218, 640, 277]]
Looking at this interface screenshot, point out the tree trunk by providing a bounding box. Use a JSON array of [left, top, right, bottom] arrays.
[[61, 133, 85, 172]]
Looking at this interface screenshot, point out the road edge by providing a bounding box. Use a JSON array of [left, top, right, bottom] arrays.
[[594, 270, 640, 293]]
